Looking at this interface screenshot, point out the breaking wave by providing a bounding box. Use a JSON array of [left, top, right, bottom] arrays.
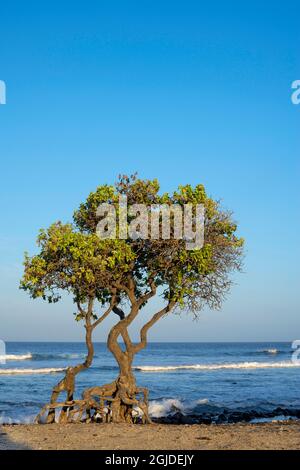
[[258, 349, 279, 355], [0, 414, 36, 425], [0, 353, 32, 361], [149, 398, 209, 418], [135, 361, 300, 372], [0, 352, 88, 361], [31, 353, 87, 360], [0, 367, 65, 375]]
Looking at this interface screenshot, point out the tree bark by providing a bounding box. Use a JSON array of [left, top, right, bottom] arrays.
[[46, 322, 94, 423]]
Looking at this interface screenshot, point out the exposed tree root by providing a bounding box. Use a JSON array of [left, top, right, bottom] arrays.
[[45, 366, 77, 423], [35, 379, 151, 424]]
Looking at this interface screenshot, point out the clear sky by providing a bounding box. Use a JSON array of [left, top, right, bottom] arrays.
[[0, 1, 299, 342]]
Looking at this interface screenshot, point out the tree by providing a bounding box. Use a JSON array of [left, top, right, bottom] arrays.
[[22, 175, 243, 424]]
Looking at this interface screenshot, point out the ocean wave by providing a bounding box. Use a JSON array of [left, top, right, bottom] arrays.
[[258, 349, 279, 355], [0, 414, 36, 425], [149, 398, 209, 418], [0, 367, 65, 375], [0, 353, 32, 361], [31, 353, 87, 360], [0, 352, 89, 361], [135, 361, 300, 372]]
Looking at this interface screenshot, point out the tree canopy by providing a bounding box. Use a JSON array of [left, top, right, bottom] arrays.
[[21, 175, 244, 424]]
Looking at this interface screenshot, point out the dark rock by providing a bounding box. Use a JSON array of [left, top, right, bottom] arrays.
[[172, 411, 184, 423], [249, 409, 260, 418], [290, 409, 300, 418], [216, 413, 226, 423], [199, 416, 212, 424], [181, 415, 197, 425], [241, 412, 252, 422], [274, 407, 289, 416]]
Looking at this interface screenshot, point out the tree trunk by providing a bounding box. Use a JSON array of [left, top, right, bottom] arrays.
[[45, 323, 94, 423], [106, 320, 151, 424]]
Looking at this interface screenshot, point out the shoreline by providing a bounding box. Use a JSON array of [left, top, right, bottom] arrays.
[[1, 421, 300, 450]]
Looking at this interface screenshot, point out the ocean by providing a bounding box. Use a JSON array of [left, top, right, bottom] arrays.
[[0, 342, 300, 424]]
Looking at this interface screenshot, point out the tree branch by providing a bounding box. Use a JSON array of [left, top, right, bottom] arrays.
[[133, 300, 176, 353], [114, 277, 137, 304], [76, 301, 86, 317], [137, 279, 157, 307], [112, 305, 125, 319], [112, 305, 133, 352], [91, 295, 117, 329], [107, 302, 140, 363]]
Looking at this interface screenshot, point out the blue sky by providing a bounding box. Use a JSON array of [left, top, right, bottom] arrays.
[[0, 1, 299, 341]]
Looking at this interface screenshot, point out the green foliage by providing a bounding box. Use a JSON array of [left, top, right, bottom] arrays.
[[21, 222, 135, 305], [73, 185, 118, 232], [21, 174, 244, 318]]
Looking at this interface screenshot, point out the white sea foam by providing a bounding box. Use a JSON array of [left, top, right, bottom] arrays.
[[57, 353, 85, 359], [135, 361, 300, 372], [0, 367, 65, 375], [0, 414, 35, 425], [0, 353, 32, 361], [39, 353, 85, 359], [149, 398, 183, 417], [149, 398, 209, 418], [0, 352, 86, 361], [261, 349, 278, 354]]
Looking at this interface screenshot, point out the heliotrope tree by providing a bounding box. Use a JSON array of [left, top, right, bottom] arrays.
[[71, 175, 244, 424], [22, 175, 243, 424]]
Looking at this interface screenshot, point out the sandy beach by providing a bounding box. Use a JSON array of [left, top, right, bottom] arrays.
[[1, 421, 300, 450]]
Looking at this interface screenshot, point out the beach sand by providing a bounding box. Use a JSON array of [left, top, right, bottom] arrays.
[[1, 421, 300, 450]]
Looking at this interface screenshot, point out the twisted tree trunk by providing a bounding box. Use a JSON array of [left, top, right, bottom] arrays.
[[102, 300, 175, 423], [109, 347, 138, 422], [45, 322, 94, 423]]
